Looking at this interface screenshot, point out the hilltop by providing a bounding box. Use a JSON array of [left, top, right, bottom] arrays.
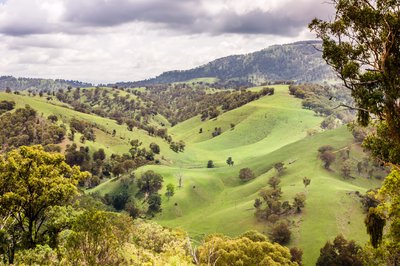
[[112, 41, 336, 87]]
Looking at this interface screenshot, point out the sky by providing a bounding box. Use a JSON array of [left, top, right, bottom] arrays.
[[0, 0, 334, 84]]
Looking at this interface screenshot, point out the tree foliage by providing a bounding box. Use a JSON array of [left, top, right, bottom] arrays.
[[0, 145, 88, 263], [310, 0, 400, 165], [316, 235, 363, 266]]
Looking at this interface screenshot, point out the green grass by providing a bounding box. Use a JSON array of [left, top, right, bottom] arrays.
[[0, 86, 382, 265]]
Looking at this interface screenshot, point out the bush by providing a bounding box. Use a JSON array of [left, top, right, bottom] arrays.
[[269, 222, 291, 245], [239, 168, 255, 181]]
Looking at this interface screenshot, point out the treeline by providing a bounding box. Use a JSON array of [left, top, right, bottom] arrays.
[[289, 84, 355, 129], [0, 75, 92, 91], [51, 84, 273, 134], [137, 84, 274, 125]]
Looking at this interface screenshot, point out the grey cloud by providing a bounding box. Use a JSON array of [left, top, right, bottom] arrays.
[[63, 0, 202, 27], [0, 0, 334, 37]]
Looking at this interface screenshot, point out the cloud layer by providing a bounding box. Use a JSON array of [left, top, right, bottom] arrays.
[[0, 0, 334, 82]]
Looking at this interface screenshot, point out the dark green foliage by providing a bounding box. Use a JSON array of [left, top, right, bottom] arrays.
[[226, 156, 234, 166], [93, 148, 106, 161], [310, 0, 400, 165], [147, 193, 162, 215], [316, 235, 363, 266], [274, 162, 286, 176], [239, 168, 254, 181], [69, 118, 96, 142], [47, 114, 58, 123], [169, 141, 185, 153], [365, 208, 386, 248], [149, 143, 160, 154], [0, 105, 66, 150], [0, 100, 15, 114], [137, 170, 163, 195], [290, 247, 303, 266], [212, 127, 222, 137], [269, 222, 291, 245], [207, 160, 214, 168], [302, 177, 311, 188], [318, 147, 336, 170], [165, 183, 175, 200]]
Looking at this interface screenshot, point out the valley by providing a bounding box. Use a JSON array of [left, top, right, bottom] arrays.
[[0, 84, 381, 264]]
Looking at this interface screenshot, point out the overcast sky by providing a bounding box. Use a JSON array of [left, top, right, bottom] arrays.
[[0, 0, 334, 84]]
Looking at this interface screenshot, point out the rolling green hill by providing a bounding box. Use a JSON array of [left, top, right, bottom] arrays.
[[0, 85, 381, 265]]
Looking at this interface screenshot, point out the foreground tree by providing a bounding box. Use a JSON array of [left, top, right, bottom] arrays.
[[311, 1, 400, 262], [310, 0, 400, 164], [316, 235, 363, 266], [197, 231, 298, 265], [0, 145, 88, 263]]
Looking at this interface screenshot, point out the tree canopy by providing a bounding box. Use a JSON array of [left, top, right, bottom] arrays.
[[309, 0, 400, 164], [0, 145, 89, 263]]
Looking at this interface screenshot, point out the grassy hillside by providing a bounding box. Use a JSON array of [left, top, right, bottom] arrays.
[[0, 86, 381, 265], [146, 86, 379, 265]]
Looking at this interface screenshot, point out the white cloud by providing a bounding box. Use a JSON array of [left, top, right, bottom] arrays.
[[0, 0, 334, 83]]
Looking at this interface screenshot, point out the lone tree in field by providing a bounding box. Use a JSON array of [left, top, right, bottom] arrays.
[[207, 160, 214, 168], [274, 162, 286, 176], [165, 183, 175, 200], [239, 168, 255, 181], [226, 157, 234, 166], [303, 177, 311, 188], [318, 146, 336, 170]]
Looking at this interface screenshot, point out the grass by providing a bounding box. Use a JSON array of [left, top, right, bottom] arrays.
[[0, 86, 382, 264]]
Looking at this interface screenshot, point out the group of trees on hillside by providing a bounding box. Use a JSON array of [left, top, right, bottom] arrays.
[[289, 84, 354, 129], [0, 105, 66, 151]]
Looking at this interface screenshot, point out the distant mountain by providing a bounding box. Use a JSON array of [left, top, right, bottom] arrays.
[[113, 40, 336, 87], [0, 76, 92, 91]]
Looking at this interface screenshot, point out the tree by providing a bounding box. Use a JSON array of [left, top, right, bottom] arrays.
[[302, 177, 311, 188], [316, 235, 363, 266], [319, 150, 336, 170], [268, 176, 281, 190], [269, 222, 291, 245], [293, 193, 306, 213], [274, 162, 286, 176], [149, 143, 160, 154], [197, 232, 297, 266], [93, 148, 106, 161], [165, 183, 175, 200], [239, 168, 255, 181], [207, 160, 214, 168], [226, 156, 234, 166], [65, 210, 132, 265], [147, 193, 162, 215], [0, 145, 88, 263], [341, 159, 353, 178], [47, 115, 58, 123], [137, 170, 163, 195], [290, 247, 303, 266], [310, 0, 400, 165]]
